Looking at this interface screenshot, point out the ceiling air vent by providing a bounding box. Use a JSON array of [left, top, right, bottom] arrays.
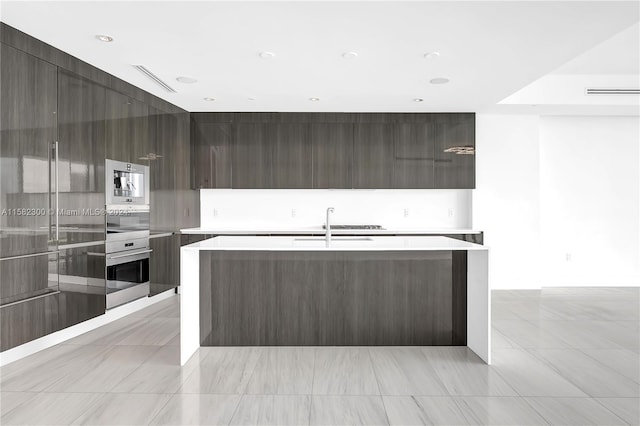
[[585, 88, 640, 95], [133, 65, 177, 93]]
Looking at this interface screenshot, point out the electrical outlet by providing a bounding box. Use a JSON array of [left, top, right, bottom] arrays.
[[565, 253, 572, 261], [404, 208, 409, 217], [213, 209, 219, 217], [448, 208, 454, 218], [291, 208, 296, 217]]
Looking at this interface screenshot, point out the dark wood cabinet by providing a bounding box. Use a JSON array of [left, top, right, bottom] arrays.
[[353, 123, 395, 188], [0, 43, 57, 257], [58, 243, 106, 329], [1, 292, 59, 351], [105, 89, 149, 163], [191, 119, 232, 189], [191, 113, 474, 189], [434, 114, 475, 189], [232, 123, 274, 188], [57, 70, 106, 243], [272, 123, 312, 188], [149, 234, 180, 296], [311, 123, 353, 188], [393, 122, 435, 188]]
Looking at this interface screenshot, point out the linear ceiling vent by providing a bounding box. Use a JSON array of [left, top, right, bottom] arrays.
[[133, 65, 177, 93], [585, 88, 640, 95]]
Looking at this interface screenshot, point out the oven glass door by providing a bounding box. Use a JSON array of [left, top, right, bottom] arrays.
[[106, 256, 149, 293]]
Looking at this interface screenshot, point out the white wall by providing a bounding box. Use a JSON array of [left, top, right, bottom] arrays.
[[539, 116, 640, 287], [475, 114, 640, 289], [474, 115, 542, 289], [200, 189, 472, 230]]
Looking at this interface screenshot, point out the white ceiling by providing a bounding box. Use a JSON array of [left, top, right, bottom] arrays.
[[1, 1, 638, 113]]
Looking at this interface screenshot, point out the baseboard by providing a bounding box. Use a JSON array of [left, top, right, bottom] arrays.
[[0, 289, 177, 367]]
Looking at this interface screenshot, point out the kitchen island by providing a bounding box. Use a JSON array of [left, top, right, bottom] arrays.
[[180, 236, 490, 365]]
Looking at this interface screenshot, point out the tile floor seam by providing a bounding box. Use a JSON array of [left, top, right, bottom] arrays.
[[575, 347, 640, 386], [525, 347, 638, 398], [519, 396, 555, 426], [308, 348, 317, 425], [226, 393, 246, 426], [367, 348, 392, 425]]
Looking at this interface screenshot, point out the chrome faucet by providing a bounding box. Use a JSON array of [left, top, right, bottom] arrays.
[[326, 207, 335, 245]]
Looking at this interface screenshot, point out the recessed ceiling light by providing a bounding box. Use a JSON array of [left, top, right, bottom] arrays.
[[95, 35, 114, 42], [248, 97, 256, 101], [429, 77, 450, 85], [176, 76, 197, 84], [342, 52, 358, 59], [309, 97, 320, 102], [414, 98, 424, 102], [423, 51, 440, 60], [259, 51, 275, 59], [203, 97, 215, 101]]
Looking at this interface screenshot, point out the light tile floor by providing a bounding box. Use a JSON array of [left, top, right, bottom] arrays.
[[1, 287, 638, 425]]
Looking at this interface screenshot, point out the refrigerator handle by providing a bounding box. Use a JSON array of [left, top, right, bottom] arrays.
[[48, 141, 53, 240], [54, 141, 59, 242]]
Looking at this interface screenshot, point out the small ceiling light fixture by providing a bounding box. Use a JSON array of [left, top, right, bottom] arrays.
[[176, 76, 198, 84], [248, 97, 256, 101], [429, 77, 450, 85], [259, 51, 275, 59], [444, 146, 475, 155], [309, 97, 320, 102], [203, 97, 216, 101], [95, 35, 114, 42], [342, 51, 358, 59], [414, 98, 424, 102], [423, 51, 440, 60]]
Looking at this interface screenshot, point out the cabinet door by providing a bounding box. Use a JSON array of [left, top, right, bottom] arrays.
[[272, 123, 312, 188], [58, 243, 106, 329], [0, 44, 57, 257], [393, 123, 435, 188], [149, 234, 179, 296], [311, 123, 353, 188], [232, 123, 274, 188], [353, 123, 394, 188], [57, 71, 106, 244], [434, 114, 475, 189], [191, 120, 232, 188], [105, 89, 148, 163]]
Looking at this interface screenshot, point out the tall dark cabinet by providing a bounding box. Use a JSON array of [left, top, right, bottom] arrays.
[[0, 43, 60, 350], [1, 23, 194, 351], [56, 70, 107, 329], [352, 123, 395, 189]]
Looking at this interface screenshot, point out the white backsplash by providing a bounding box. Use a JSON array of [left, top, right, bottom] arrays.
[[200, 189, 472, 229]]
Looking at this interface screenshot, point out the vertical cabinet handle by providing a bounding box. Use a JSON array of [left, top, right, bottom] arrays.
[[54, 141, 59, 241], [49, 141, 54, 240]]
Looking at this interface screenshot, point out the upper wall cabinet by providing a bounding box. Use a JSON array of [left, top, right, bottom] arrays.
[[393, 122, 435, 188], [433, 114, 475, 189], [311, 123, 353, 189], [190, 113, 475, 189], [352, 123, 395, 189], [191, 118, 233, 189], [105, 89, 149, 163]]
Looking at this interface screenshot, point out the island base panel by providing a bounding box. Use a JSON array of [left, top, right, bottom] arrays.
[[199, 250, 467, 346]]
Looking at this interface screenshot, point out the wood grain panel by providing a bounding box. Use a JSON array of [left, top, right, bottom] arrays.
[[200, 250, 466, 346]]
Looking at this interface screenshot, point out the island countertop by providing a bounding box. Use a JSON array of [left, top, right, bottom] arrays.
[[182, 235, 488, 251], [180, 226, 481, 235]]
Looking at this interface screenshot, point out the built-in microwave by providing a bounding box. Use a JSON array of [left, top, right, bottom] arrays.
[[106, 159, 149, 206]]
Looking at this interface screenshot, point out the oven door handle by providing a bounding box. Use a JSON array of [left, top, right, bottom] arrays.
[[107, 249, 153, 259]]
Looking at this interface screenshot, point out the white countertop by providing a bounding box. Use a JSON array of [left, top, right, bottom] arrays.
[[182, 235, 487, 251], [180, 226, 481, 235]]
